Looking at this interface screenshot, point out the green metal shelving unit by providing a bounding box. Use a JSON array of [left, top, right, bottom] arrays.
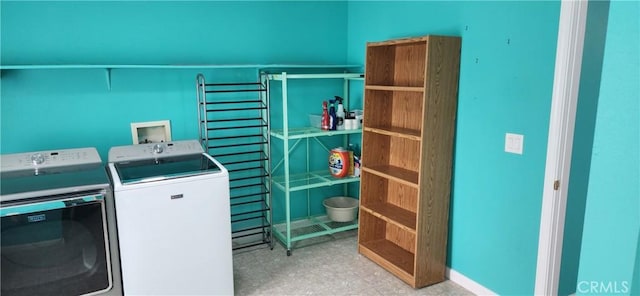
[[262, 70, 364, 255]]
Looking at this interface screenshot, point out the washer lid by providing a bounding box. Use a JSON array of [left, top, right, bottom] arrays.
[[114, 153, 221, 184]]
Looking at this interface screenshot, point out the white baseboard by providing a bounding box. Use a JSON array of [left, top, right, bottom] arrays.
[[447, 268, 498, 295]]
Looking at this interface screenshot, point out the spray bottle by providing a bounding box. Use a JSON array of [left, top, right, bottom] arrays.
[[335, 96, 346, 130], [321, 101, 330, 130]]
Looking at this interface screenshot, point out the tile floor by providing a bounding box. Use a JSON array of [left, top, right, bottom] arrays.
[[232, 231, 473, 295]]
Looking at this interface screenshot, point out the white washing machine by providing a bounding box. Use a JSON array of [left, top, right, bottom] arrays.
[[107, 140, 233, 295]]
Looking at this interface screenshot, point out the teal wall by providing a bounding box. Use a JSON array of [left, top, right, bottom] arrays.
[[1, 1, 347, 65], [576, 1, 640, 295], [0, 1, 348, 159], [347, 1, 560, 294], [559, 1, 610, 295]]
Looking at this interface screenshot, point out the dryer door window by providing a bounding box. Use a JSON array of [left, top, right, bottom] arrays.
[[0, 192, 112, 296]]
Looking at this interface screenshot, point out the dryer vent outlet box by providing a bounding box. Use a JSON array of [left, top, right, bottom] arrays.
[[131, 120, 171, 144]]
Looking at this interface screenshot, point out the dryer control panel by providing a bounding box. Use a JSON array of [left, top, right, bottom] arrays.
[[108, 140, 204, 162], [0, 148, 102, 172]]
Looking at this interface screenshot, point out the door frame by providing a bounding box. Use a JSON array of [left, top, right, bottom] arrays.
[[535, 0, 589, 294]]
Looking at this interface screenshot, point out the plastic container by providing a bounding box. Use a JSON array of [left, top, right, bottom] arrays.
[[308, 114, 322, 129], [323, 196, 359, 222], [353, 109, 364, 129]]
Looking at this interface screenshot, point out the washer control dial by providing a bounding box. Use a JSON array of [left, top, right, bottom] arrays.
[[153, 144, 164, 154], [31, 153, 46, 165]]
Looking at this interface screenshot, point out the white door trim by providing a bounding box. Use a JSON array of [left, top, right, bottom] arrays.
[[535, 0, 588, 294]]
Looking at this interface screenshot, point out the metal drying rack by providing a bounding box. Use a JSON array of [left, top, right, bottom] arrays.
[[196, 74, 273, 251]]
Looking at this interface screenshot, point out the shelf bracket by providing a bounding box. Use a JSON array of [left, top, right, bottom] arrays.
[[105, 68, 112, 90]]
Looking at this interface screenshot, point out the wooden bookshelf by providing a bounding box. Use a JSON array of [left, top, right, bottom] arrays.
[[357, 35, 461, 288]]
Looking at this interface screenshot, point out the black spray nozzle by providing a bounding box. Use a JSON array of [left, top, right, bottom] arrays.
[[334, 96, 344, 104]]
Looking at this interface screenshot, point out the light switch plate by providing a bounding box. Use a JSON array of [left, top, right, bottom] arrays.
[[505, 133, 524, 154]]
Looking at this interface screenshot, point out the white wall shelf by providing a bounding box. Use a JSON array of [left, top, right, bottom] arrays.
[[0, 64, 362, 70], [0, 64, 362, 91]]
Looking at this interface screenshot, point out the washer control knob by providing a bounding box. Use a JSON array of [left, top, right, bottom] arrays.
[[31, 153, 45, 165], [153, 144, 164, 154]]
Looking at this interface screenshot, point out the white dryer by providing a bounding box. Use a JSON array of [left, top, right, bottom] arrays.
[[107, 140, 233, 295], [0, 147, 122, 296]]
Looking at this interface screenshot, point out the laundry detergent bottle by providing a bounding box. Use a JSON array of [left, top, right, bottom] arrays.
[[329, 147, 350, 178]]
